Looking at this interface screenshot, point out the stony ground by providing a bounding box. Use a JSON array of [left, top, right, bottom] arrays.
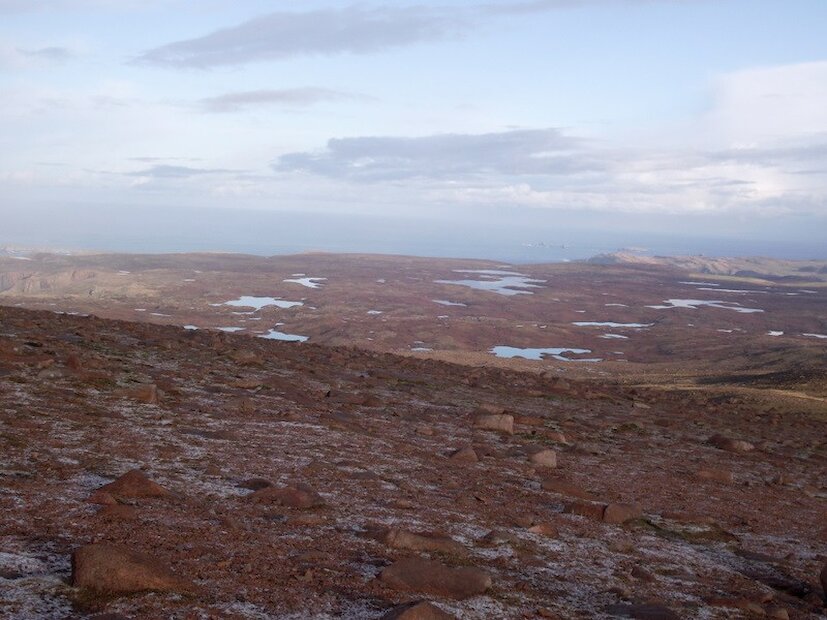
[[1, 305, 825, 619]]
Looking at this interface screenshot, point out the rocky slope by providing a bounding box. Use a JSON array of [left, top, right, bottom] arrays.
[[1, 305, 825, 619]]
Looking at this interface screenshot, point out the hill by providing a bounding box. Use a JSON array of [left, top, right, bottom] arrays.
[[0, 305, 825, 618]]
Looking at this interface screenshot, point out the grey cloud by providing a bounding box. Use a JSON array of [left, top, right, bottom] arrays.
[[128, 156, 204, 163], [126, 165, 236, 178], [708, 142, 827, 167], [274, 128, 596, 181], [199, 88, 373, 113], [486, 0, 701, 14], [136, 5, 469, 68], [0, 0, 170, 12], [17, 46, 74, 61], [0, 0, 39, 10], [484, 0, 592, 15], [134, 1, 696, 69]]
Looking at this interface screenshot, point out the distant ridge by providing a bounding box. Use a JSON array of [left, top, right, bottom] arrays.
[[584, 252, 827, 282]]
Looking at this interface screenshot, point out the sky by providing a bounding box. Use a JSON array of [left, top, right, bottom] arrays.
[[2, 0, 827, 259]]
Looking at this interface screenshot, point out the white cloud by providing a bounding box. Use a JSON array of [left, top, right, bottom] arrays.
[[275, 129, 588, 181], [199, 88, 374, 113], [0, 41, 78, 69], [136, 5, 471, 68], [702, 61, 827, 143]]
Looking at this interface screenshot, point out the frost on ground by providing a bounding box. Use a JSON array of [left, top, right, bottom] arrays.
[[0, 305, 825, 619]]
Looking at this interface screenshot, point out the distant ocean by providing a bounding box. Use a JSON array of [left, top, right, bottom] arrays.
[[3, 203, 825, 262]]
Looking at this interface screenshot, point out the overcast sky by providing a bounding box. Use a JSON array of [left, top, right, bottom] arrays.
[[2, 0, 827, 255]]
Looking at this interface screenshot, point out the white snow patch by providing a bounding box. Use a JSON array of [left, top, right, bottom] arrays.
[[573, 321, 653, 328], [646, 299, 764, 313], [283, 276, 326, 289], [696, 287, 768, 294]]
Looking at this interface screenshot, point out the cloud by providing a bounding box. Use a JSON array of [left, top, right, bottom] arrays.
[[0, 0, 172, 12], [125, 165, 237, 179], [135, 5, 470, 68], [198, 88, 373, 113], [16, 46, 75, 61], [271, 124, 827, 215], [707, 141, 827, 169], [0, 42, 78, 69], [484, 0, 699, 15], [134, 1, 699, 69], [128, 156, 203, 163], [275, 128, 592, 181], [702, 61, 827, 142]]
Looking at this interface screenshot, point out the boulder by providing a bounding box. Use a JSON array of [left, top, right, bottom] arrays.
[[448, 446, 478, 464], [116, 384, 159, 405], [381, 601, 456, 619], [247, 484, 324, 509], [564, 501, 607, 521], [605, 603, 679, 619], [476, 404, 505, 415], [529, 449, 557, 468], [96, 470, 170, 499], [96, 504, 137, 521], [528, 522, 559, 537], [238, 478, 273, 491], [542, 431, 568, 443], [696, 468, 734, 484], [382, 528, 466, 556], [767, 606, 789, 620], [515, 415, 545, 427], [380, 558, 491, 600], [541, 478, 596, 500], [708, 434, 754, 453], [603, 503, 643, 524], [72, 543, 190, 595], [86, 490, 117, 505], [473, 414, 514, 434]]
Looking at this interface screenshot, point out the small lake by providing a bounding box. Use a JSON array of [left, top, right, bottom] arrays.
[[490, 346, 600, 362], [258, 329, 309, 342], [435, 270, 546, 296], [215, 296, 304, 310]]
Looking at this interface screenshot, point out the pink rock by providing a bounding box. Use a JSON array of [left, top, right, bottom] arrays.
[[603, 503, 643, 524], [473, 414, 514, 434], [97, 470, 171, 499], [381, 601, 456, 619], [72, 543, 191, 595], [529, 449, 557, 468], [449, 446, 478, 463], [380, 558, 491, 600]]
